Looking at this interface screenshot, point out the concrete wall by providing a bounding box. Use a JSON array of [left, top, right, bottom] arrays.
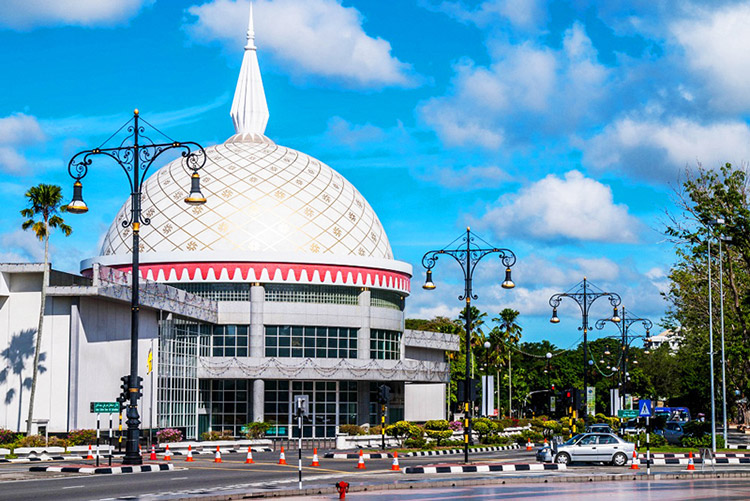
[[404, 383, 446, 422], [405, 346, 445, 363]]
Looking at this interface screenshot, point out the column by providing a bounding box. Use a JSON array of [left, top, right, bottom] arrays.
[[358, 288, 371, 360], [249, 284, 264, 357], [357, 380, 370, 427], [252, 379, 265, 423]]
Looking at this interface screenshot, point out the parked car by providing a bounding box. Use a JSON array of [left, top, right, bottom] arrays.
[[586, 423, 614, 434], [622, 418, 646, 435], [663, 421, 685, 445], [536, 433, 635, 466]]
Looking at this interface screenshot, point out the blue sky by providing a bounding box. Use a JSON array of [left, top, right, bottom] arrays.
[[2, 0, 748, 346]]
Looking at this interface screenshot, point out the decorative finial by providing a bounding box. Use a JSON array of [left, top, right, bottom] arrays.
[[134, 108, 139, 115], [230, 0, 269, 136]]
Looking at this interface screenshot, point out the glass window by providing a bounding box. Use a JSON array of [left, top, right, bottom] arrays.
[[370, 330, 401, 360], [265, 325, 359, 358]]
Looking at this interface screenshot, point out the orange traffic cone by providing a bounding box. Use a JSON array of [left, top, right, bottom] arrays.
[[245, 446, 255, 464], [687, 451, 695, 471], [356, 449, 366, 470], [278, 446, 287, 465], [311, 448, 320, 467], [149, 444, 157, 461], [214, 446, 222, 463], [391, 451, 400, 471], [526, 439, 533, 451], [544, 438, 548, 445], [164, 444, 172, 462], [86, 444, 93, 460], [186, 444, 194, 462], [630, 449, 640, 470]]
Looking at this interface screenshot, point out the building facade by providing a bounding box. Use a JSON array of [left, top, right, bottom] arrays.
[[0, 6, 457, 439]]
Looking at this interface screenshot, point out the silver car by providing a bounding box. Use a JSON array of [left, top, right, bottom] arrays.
[[536, 433, 635, 466]]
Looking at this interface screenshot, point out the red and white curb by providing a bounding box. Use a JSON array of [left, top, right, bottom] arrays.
[[324, 444, 522, 459], [29, 464, 174, 474], [404, 463, 565, 474]]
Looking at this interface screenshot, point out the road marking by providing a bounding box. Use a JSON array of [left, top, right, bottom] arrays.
[[170, 476, 189, 480], [62, 485, 84, 489]]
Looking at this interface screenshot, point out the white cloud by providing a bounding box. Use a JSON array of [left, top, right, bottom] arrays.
[[582, 117, 750, 180], [0, 230, 44, 263], [0, 113, 46, 174], [186, 0, 416, 88], [0, 0, 150, 30], [476, 170, 640, 243], [427, 0, 546, 32], [419, 23, 608, 149], [671, 3, 750, 112], [324, 117, 386, 148]]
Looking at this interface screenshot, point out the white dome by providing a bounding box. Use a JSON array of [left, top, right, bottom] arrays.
[[99, 134, 393, 260]]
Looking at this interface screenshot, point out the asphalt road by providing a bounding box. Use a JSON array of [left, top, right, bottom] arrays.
[[0, 448, 747, 500]]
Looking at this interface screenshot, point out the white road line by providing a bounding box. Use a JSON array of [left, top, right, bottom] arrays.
[[62, 485, 84, 489], [170, 476, 189, 480]]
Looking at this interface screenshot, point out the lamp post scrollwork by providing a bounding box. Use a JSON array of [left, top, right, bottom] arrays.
[[422, 227, 516, 464], [66, 110, 207, 465]]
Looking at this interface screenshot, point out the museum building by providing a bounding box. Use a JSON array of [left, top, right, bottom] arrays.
[[0, 6, 457, 439]]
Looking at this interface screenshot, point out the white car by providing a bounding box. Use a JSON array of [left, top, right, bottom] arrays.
[[536, 433, 635, 466]]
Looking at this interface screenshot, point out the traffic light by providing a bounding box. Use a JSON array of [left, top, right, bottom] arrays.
[[573, 388, 583, 412], [378, 384, 391, 405], [118, 375, 129, 406], [456, 379, 479, 402], [134, 375, 144, 399]]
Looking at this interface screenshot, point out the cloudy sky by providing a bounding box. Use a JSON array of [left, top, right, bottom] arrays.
[[2, 0, 745, 346]]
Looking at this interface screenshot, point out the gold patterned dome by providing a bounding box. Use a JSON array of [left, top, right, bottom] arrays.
[[99, 134, 393, 259]]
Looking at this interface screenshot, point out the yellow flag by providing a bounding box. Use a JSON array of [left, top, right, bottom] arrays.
[[146, 348, 153, 374]]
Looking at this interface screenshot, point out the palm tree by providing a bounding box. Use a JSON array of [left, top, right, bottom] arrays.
[[491, 308, 522, 417], [20, 184, 72, 435]]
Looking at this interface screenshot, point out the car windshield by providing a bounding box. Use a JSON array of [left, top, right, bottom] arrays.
[[563, 434, 583, 446]]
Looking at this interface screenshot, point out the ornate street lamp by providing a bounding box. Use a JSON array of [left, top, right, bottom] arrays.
[[548, 278, 621, 421], [595, 306, 652, 411], [422, 227, 516, 464], [66, 109, 206, 465]]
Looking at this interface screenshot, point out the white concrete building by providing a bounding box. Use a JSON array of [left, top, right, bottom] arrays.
[[0, 6, 457, 439]]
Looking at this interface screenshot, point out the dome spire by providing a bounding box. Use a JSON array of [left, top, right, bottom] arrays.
[[230, 1, 269, 136]]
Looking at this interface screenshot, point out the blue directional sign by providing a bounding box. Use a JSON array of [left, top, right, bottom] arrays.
[[638, 399, 652, 417]]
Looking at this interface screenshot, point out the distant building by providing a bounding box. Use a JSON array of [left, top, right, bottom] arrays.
[[0, 6, 458, 439], [648, 329, 682, 352]]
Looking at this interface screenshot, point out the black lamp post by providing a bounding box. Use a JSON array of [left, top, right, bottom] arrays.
[[548, 278, 621, 422], [595, 306, 652, 409], [66, 110, 207, 465], [422, 227, 516, 464]]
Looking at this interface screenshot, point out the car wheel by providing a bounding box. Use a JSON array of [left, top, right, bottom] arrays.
[[612, 452, 628, 467], [554, 452, 571, 465]]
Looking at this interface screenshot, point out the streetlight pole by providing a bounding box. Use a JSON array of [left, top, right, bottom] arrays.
[[66, 110, 207, 465], [484, 340, 491, 418], [708, 236, 717, 453], [545, 352, 552, 415], [595, 306, 652, 413], [549, 278, 621, 422], [422, 227, 516, 464]]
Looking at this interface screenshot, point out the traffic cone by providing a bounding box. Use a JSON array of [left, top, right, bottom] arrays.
[[278, 446, 287, 465], [526, 439, 533, 451], [149, 444, 157, 461], [245, 446, 255, 464], [544, 438, 548, 445], [214, 446, 222, 463], [391, 451, 400, 471], [630, 449, 640, 470], [86, 444, 93, 460], [186, 444, 194, 462], [164, 444, 172, 462], [356, 449, 366, 470], [687, 451, 695, 471], [310, 448, 320, 467]]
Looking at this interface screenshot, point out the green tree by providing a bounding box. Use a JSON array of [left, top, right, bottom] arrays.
[[20, 184, 72, 435], [490, 309, 522, 416], [664, 163, 750, 422]]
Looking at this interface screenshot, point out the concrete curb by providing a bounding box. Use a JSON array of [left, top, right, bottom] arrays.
[[638, 457, 750, 465], [726, 444, 750, 449], [639, 453, 750, 459], [323, 452, 391, 459], [0, 456, 66, 464], [404, 463, 565, 474], [29, 463, 174, 475]]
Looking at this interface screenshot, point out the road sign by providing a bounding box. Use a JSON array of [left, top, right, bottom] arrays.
[[618, 409, 638, 418], [638, 399, 652, 417], [90, 402, 120, 413]]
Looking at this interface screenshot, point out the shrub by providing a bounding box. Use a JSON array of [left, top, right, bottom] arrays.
[[404, 437, 432, 449], [17, 435, 46, 448], [440, 439, 465, 448], [517, 429, 544, 445], [542, 420, 562, 434], [0, 429, 19, 446], [425, 420, 449, 431], [67, 429, 96, 446], [681, 434, 725, 449], [632, 432, 666, 447], [156, 428, 183, 443], [385, 421, 422, 447], [244, 422, 271, 439], [448, 421, 463, 432], [472, 418, 497, 444], [485, 434, 514, 445], [425, 429, 454, 446], [200, 430, 234, 441], [369, 425, 382, 435], [339, 424, 366, 436], [47, 436, 69, 449]]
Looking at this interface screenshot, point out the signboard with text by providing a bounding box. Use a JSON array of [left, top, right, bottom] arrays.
[[90, 402, 120, 413], [618, 409, 638, 418]]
